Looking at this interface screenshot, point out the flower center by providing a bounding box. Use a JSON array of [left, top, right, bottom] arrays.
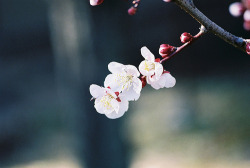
[[144, 61, 155, 71], [115, 74, 133, 90], [100, 94, 114, 110]]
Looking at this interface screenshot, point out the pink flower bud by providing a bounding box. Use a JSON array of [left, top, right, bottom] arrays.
[[128, 7, 137, 15], [242, 0, 250, 9], [229, 2, 245, 17], [244, 20, 250, 30], [140, 76, 147, 88], [180, 32, 193, 43], [159, 44, 176, 58], [246, 42, 250, 54], [90, 0, 104, 6], [163, 0, 171, 2], [244, 10, 250, 21]]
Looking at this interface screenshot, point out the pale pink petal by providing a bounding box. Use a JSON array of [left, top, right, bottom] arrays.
[[163, 73, 176, 88], [108, 62, 125, 74], [104, 74, 118, 90], [94, 97, 106, 114], [154, 62, 163, 78], [147, 75, 165, 90], [111, 99, 119, 113], [125, 65, 140, 77], [121, 87, 140, 101], [90, 84, 105, 98], [132, 77, 142, 94], [150, 81, 162, 90], [105, 98, 128, 119], [229, 2, 244, 17], [141, 46, 155, 61], [244, 10, 250, 21]]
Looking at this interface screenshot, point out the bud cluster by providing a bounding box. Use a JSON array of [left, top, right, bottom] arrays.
[[229, 0, 250, 30]]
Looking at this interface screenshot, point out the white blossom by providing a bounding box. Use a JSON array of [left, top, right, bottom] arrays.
[[147, 71, 176, 90], [89, 84, 129, 119], [139, 46, 163, 79], [104, 62, 142, 101]]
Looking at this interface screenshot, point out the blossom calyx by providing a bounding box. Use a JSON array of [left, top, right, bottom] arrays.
[[180, 32, 193, 43], [159, 44, 176, 58], [140, 76, 147, 88]]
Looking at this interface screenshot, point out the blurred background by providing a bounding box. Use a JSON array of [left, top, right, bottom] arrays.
[[0, 0, 250, 167]]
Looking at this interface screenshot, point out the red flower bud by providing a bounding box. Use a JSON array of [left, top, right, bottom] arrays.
[[90, 0, 104, 6], [180, 32, 193, 43], [128, 7, 137, 15], [242, 0, 250, 9], [140, 76, 147, 88], [159, 44, 176, 58], [243, 20, 250, 30], [246, 42, 250, 55]]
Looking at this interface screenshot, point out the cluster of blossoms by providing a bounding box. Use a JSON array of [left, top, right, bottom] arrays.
[[90, 47, 176, 119], [229, 0, 250, 30]]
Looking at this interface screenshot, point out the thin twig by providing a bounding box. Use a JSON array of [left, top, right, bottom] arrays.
[[172, 0, 247, 53], [160, 25, 207, 64]]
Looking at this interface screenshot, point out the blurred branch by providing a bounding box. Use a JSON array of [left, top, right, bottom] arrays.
[[173, 0, 247, 53]]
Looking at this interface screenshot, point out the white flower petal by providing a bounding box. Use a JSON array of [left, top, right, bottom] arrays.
[[121, 86, 140, 101], [94, 97, 106, 114], [125, 65, 140, 77], [104, 74, 119, 91], [154, 62, 163, 78], [132, 77, 142, 94], [108, 62, 125, 74], [150, 81, 162, 90], [105, 98, 129, 119], [163, 73, 176, 88], [147, 75, 163, 90], [111, 99, 119, 113], [90, 84, 105, 98], [141, 46, 155, 61]]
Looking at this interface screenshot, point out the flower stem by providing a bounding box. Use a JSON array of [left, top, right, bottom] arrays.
[[160, 25, 207, 64]]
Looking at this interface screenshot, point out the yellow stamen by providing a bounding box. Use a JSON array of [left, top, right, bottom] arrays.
[[144, 61, 155, 71]]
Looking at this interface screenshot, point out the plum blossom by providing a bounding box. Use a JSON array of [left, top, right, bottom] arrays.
[[90, 84, 129, 119], [139, 46, 163, 79], [147, 71, 176, 90], [104, 62, 142, 101], [139, 46, 176, 90]]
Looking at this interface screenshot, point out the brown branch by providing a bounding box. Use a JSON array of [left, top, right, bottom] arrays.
[[172, 0, 247, 53]]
